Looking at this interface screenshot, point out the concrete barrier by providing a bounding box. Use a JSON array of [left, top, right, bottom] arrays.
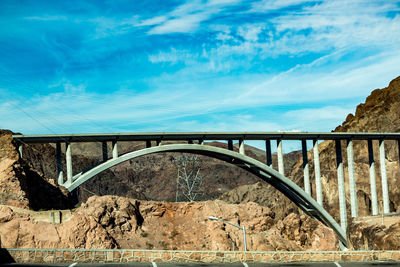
[[4, 248, 400, 263]]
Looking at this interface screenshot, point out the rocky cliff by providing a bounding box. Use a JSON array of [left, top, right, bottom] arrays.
[[0, 195, 337, 251], [0, 130, 74, 210]]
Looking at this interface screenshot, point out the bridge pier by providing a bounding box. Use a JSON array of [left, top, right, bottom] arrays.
[[277, 139, 284, 175], [146, 140, 151, 148], [56, 142, 63, 185], [239, 139, 245, 155], [102, 141, 108, 162], [228, 140, 233, 151], [335, 140, 347, 233], [66, 142, 73, 185], [265, 140, 272, 168], [379, 139, 390, 214], [18, 143, 23, 158], [112, 140, 118, 159], [346, 139, 358, 217], [313, 139, 323, 206], [368, 140, 378, 215], [301, 140, 311, 195]]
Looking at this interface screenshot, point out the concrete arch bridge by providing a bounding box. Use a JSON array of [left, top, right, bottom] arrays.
[[13, 132, 400, 249]]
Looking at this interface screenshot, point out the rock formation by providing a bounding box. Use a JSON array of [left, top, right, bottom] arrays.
[[0, 196, 338, 251]]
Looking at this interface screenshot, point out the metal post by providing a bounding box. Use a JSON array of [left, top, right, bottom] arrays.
[[239, 139, 245, 155], [102, 141, 108, 162], [368, 139, 378, 215], [228, 140, 233, 151], [347, 139, 358, 217], [379, 139, 390, 214], [112, 140, 118, 159], [66, 142, 72, 185], [335, 140, 347, 232], [265, 140, 272, 168], [301, 140, 311, 195], [146, 140, 151, 148], [277, 139, 284, 175], [313, 139, 323, 206], [56, 142, 63, 185]]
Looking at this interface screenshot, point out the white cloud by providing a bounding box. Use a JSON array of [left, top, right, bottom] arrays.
[[24, 15, 68, 21], [250, 0, 312, 12], [149, 12, 211, 34], [141, 0, 242, 35]]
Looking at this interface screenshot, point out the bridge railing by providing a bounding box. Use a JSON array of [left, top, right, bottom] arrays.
[[12, 132, 400, 233]]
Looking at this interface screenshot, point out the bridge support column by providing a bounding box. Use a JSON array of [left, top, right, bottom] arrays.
[[313, 139, 322, 206], [347, 139, 358, 217], [102, 141, 108, 162], [265, 140, 272, 168], [18, 143, 23, 158], [66, 141, 73, 185], [239, 139, 245, 155], [368, 140, 378, 215], [379, 139, 390, 214], [228, 140, 233, 151], [157, 140, 162, 146], [199, 139, 204, 145], [277, 139, 284, 175], [398, 139, 400, 164], [112, 140, 118, 159], [335, 140, 347, 233], [301, 140, 311, 195], [56, 142, 63, 185], [146, 140, 151, 148]]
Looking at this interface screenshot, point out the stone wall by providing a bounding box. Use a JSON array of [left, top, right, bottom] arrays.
[[3, 249, 400, 263]]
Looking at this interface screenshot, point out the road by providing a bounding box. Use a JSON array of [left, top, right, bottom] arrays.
[[2, 262, 400, 267]]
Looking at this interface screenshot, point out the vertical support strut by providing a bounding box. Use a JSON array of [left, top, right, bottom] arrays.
[[239, 139, 245, 155], [335, 140, 347, 232], [157, 140, 162, 146], [66, 141, 72, 185], [313, 139, 323, 206], [188, 140, 194, 144], [18, 143, 23, 158], [301, 140, 311, 195], [379, 139, 390, 214], [277, 139, 284, 175], [347, 139, 358, 217], [265, 140, 272, 168], [398, 139, 400, 164], [102, 141, 108, 162], [199, 139, 204, 145], [112, 140, 118, 159], [56, 142, 63, 185], [368, 139, 378, 215], [146, 140, 151, 148], [228, 140, 233, 151]]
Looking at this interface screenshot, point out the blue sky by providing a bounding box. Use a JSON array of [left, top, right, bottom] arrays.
[[1, 0, 400, 136]]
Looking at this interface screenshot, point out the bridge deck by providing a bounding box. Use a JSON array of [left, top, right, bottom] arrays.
[[12, 132, 400, 143]]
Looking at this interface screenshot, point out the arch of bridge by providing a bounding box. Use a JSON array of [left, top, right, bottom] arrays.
[[65, 143, 347, 247]]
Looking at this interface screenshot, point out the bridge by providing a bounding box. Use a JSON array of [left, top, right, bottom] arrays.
[[12, 132, 400, 249]]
